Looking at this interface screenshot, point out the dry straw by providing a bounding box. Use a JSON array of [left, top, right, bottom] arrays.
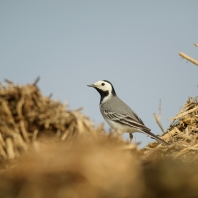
[[0, 78, 198, 163], [0, 78, 106, 161], [0, 79, 198, 197], [142, 96, 198, 162]]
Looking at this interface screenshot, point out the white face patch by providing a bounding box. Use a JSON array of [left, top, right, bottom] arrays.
[[93, 80, 113, 103], [94, 80, 112, 92]]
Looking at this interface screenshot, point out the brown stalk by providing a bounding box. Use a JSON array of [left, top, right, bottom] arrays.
[[179, 52, 198, 66]]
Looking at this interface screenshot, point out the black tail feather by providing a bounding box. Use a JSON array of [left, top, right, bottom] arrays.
[[142, 130, 169, 146]]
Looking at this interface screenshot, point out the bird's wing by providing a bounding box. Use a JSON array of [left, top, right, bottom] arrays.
[[103, 110, 169, 145], [130, 110, 145, 126], [103, 110, 151, 132], [103, 110, 168, 145]]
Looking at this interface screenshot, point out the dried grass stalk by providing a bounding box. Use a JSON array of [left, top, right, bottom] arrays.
[[179, 52, 198, 66]]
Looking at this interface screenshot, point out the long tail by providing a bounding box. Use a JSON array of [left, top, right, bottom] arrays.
[[142, 130, 169, 146]]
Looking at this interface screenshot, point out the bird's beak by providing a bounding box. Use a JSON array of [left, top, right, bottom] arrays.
[[87, 84, 96, 88]]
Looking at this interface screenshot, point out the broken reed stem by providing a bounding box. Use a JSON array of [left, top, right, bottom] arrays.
[[169, 106, 198, 120], [33, 76, 40, 86], [0, 133, 6, 147], [153, 100, 165, 134], [6, 138, 15, 159], [20, 120, 30, 143], [179, 52, 198, 66], [153, 113, 165, 134], [0, 144, 7, 158]]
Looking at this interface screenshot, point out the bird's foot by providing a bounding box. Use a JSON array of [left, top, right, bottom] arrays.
[[129, 133, 133, 143]]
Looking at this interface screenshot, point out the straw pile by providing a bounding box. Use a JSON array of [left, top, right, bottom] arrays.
[[0, 79, 198, 197], [0, 136, 143, 198], [1, 136, 198, 198], [0, 78, 101, 161], [142, 96, 198, 162]]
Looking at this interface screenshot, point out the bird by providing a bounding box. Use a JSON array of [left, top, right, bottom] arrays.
[[87, 80, 168, 146]]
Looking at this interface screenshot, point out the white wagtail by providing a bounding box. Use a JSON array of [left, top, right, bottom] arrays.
[[87, 80, 168, 146]]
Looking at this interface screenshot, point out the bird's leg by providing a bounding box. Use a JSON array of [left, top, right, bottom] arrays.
[[129, 133, 133, 142]]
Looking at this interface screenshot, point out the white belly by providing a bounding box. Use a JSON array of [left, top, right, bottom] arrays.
[[104, 117, 141, 133]]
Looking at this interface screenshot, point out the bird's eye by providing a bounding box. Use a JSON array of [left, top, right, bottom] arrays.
[[101, 83, 105, 86]]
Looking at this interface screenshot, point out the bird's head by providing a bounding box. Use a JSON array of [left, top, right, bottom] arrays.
[[87, 80, 116, 103]]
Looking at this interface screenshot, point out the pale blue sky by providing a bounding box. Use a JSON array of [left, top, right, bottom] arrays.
[[1, 1, 198, 146]]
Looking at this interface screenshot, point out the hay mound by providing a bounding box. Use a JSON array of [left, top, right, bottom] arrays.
[[1, 135, 198, 198], [1, 79, 198, 197], [142, 96, 198, 162], [0, 78, 101, 161], [0, 136, 142, 198]]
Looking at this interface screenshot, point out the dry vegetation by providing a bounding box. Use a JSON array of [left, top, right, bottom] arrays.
[[142, 96, 198, 162], [0, 79, 198, 198]]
